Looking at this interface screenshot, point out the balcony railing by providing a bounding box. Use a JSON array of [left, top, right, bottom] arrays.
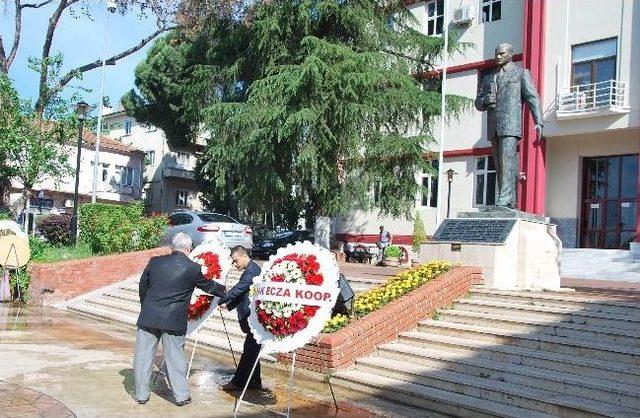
[[556, 80, 630, 119], [163, 167, 195, 180]]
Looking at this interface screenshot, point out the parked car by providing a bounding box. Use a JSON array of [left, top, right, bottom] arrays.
[[164, 211, 253, 249], [252, 229, 314, 259]]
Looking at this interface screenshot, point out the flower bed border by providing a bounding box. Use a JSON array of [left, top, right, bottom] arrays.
[[278, 266, 483, 372], [27, 247, 171, 306]]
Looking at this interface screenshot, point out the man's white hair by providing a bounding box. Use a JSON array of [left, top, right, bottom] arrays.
[[172, 232, 193, 251]]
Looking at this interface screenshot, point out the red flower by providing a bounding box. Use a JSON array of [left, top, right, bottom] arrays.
[[271, 274, 285, 282]]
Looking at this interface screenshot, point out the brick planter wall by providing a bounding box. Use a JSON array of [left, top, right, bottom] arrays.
[[278, 266, 483, 372], [27, 247, 170, 306]]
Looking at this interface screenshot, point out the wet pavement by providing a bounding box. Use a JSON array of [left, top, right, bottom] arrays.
[[0, 304, 379, 418]]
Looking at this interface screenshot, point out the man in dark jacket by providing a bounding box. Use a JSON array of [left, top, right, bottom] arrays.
[[218, 245, 262, 392], [134, 232, 226, 405]]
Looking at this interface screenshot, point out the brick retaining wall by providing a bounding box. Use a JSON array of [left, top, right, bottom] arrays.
[[27, 247, 170, 305], [278, 266, 483, 372]]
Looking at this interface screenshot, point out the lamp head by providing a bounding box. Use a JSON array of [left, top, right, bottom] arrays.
[[76, 101, 89, 121], [106, 0, 117, 13], [446, 168, 457, 182]]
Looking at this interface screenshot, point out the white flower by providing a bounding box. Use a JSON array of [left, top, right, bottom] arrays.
[[201, 266, 208, 275], [196, 258, 205, 265]]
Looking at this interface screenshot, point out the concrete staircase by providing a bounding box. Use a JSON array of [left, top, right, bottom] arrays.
[[63, 268, 382, 358], [332, 286, 640, 418]]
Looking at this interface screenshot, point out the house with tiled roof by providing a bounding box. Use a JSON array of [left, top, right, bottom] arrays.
[[10, 130, 145, 229]]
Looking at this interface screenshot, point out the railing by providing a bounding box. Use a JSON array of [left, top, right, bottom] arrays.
[[556, 80, 629, 117]]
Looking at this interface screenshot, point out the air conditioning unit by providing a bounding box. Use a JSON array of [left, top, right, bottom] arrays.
[[452, 5, 475, 25]]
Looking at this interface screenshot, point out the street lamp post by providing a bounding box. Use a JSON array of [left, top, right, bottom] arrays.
[[91, 0, 117, 203], [71, 101, 89, 244], [446, 168, 457, 219]]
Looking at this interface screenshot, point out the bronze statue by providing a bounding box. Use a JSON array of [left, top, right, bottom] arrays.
[[475, 43, 543, 209]]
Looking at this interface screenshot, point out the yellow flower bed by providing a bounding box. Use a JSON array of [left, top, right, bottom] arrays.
[[322, 260, 452, 333]]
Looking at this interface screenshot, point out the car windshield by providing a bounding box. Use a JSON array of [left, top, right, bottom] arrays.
[[256, 229, 276, 240], [198, 213, 237, 224]]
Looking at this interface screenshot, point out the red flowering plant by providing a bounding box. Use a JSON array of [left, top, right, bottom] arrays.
[[187, 244, 232, 324], [254, 253, 324, 338]]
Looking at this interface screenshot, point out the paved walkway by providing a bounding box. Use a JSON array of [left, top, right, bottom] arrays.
[[0, 305, 381, 418], [561, 248, 640, 283]]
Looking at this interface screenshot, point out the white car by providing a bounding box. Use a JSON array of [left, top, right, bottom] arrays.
[[165, 211, 253, 250]]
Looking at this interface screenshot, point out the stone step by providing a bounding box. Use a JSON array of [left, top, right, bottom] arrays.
[[398, 331, 640, 386], [84, 298, 246, 342], [331, 369, 556, 418], [377, 342, 640, 409], [452, 299, 640, 331], [470, 287, 640, 318], [68, 302, 248, 357], [439, 309, 640, 347], [354, 357, 637, 417], [97, 293, 242, 324], [418, 320, 640, 366]]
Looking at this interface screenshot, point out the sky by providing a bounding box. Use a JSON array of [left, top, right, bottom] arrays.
[[1, 0, 162, 109]]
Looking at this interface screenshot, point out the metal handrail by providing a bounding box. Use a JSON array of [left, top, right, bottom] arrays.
[[556, 79, 628, 114]]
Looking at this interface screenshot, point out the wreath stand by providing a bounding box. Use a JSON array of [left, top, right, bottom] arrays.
[[233, 347, 298, 418], [0, 236, 30, 331]]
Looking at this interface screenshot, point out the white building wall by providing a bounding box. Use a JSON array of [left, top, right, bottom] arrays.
[[102, 111, 204, 214]]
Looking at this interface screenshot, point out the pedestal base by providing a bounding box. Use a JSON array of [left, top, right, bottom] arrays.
[[421, 215, 562, 290]]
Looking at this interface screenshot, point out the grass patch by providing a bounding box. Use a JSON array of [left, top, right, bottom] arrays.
[[31, 242, 94, 263]]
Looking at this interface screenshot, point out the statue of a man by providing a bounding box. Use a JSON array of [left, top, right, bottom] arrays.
[[475, 43, 544, 209]]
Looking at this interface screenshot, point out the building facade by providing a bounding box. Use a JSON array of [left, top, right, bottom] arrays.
[[10, 131, 145, 231], [102, 107, 205, 214], [334, 0, 639, 252]]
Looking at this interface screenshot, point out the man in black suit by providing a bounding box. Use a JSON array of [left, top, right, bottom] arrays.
[[134, 232, 226, 406], [218, 245, 263, 392]]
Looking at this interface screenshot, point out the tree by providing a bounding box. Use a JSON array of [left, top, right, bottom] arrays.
[[202, 0, 467, 247], [0, 0, 183, 116], [0, 72, 73, 220]]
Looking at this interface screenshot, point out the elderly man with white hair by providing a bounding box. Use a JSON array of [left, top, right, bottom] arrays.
[[133, 232, 226, 406]]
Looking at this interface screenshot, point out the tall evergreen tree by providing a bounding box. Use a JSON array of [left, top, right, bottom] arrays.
[[203, 0, 467, 246]]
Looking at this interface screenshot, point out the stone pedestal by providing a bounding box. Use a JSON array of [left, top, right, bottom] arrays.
[[630, 242, 640, 260], [420, 211, 562, 290]]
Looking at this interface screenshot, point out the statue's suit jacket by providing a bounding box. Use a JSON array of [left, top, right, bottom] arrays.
[[475, 62, 543, 139]]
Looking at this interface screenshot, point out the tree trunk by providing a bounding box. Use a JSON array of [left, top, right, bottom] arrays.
[[314, 215, 331, 249], [0, 177, 10, 214]]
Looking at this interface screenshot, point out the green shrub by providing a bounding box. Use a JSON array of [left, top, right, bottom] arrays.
[[383, 245, 402, 258], [29, 236, 47, 260], [38, 214, 72, 246], [412, 211, 427, 253], [79, 202, 168, 254], [9, 268, 30, 302]]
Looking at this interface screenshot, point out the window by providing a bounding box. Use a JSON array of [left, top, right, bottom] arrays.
[[101, 164, 109, 182], [174, 152, 191, 169], [422, 73, 442, 93], [426, 0, 444, 36], [169, 213, 193, 226], [572, 38, 617, 86], [420, 161, 439, 208], [175, 190, 189, 207], [198, 213, 238, 223], [475, 156, 497, 206], [124, 120, 133, 135], [145, 150, 155, 165], [481, 0, 501, 23], [116, 165, 134, 186]]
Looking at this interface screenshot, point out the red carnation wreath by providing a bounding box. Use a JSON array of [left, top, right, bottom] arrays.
[[254, 253, 324, 338], [187, 251, 222, 321]]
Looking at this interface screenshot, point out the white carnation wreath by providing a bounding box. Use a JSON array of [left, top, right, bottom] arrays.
[[186, 241, 233, 335], [248, 241, 340, 353]]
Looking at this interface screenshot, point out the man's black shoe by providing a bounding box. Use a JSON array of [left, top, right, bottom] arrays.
[[136, 398, 149, 405], [220, 382, 242, 392], [176, 397, 192, 406]]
